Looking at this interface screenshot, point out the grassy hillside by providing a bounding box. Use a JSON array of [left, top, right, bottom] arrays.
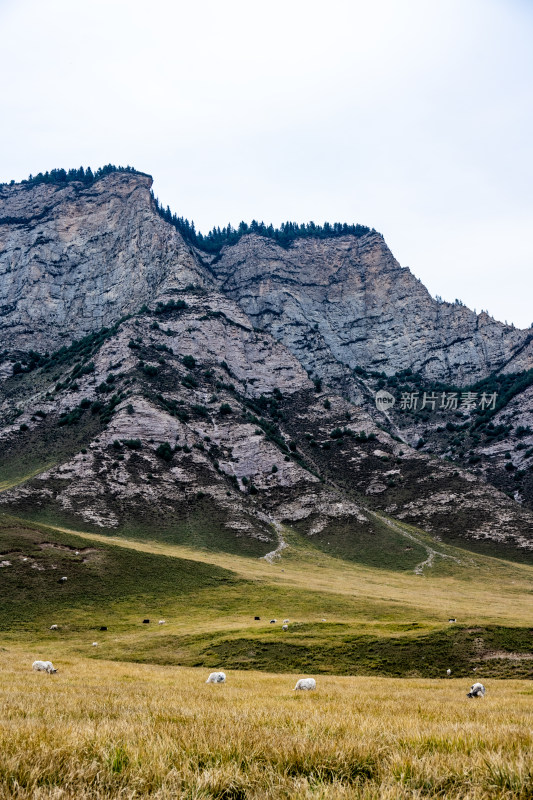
[[0, 651, 531, 799], [1, 512, 531, 679]]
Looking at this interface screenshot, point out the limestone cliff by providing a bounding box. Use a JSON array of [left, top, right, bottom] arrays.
[[1, 168, 532, 561], [0, 172, 209, 352], [212, 233, 533, 385]]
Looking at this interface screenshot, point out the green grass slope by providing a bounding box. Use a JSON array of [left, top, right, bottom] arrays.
[[1, 512, 531, 679]]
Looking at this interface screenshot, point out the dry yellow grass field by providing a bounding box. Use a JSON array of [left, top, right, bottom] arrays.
[[0, 648, 532, 799]]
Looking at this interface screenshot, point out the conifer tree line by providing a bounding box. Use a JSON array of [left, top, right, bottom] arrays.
[[3, 164, 143, 188], [151, 195, 373, 252], [3, 164, 374, 253]]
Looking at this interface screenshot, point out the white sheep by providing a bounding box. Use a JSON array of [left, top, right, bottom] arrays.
[[59, 576, 67, 582], [49, 624, 59, 631], [283, 619, 290, 623], [158, 620, 166, 625], [32, 660, 57, 674], [467, 682, 486, 698], [294, 678, 316, 691], [282, 624, 288, 631], [92, 642, 98, 647], [446, 669, 451, 676], [206, 671, 226, 684]]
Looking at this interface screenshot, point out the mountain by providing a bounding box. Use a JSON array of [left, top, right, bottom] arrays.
[[1, 167, 532, 562]]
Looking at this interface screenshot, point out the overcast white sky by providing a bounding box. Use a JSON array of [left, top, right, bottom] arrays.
[[1, 0, 532, 328]]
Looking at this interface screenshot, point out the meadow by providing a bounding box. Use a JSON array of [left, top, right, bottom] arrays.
[[0, 650, 532, 799], [1, 511, 532, 798]]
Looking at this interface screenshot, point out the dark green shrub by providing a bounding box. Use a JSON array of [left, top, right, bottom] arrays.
[[219, 403, 232, 415], [155, 299, 188, 314], [182, 374, 198, 389], [182, 355, 196, 369], [516, 425, 532, 437], [122, 438, 142, 450], [155, 442, 173, 461]]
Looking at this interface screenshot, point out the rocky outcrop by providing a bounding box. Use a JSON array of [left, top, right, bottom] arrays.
[[2, 171, 532, 383], [212, 233, 533, 384], [1, 168, 532, 559], [0, 172, 210, 352]]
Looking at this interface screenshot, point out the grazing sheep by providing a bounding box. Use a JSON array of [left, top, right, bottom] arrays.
[[100, 626, 107, 631], [58, 576, 67, 583], [446, 669, 451, 676], [158, 620, 166, 625], [254, 616, 260, 620], [294, 678, 316, 691], [49, 624, 59, 631], [270, 619, 277, 624], [143, 619, 150, 624], [206, 671, 226, 684], [282, 624, 288, 631], [92, 642, 98, 647], [467, 682, 486, 698], [32, 660, 57, 674], [448, 618, 456, 623], [283, 619, 290, 623]]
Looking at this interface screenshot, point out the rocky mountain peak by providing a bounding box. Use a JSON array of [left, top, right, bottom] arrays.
[[0, 171, 209, 352], [0, 167, 532, 561]]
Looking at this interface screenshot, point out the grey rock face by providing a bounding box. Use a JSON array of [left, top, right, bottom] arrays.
[[2, 173, 531, 384], [212, 233, 533, 385], [0, 172, 209, 351], [1, 170, 532, 557]]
